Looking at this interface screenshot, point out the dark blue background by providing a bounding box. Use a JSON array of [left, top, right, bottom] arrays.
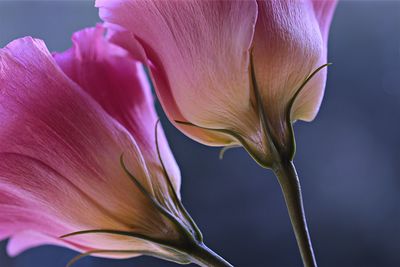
[[1, 1, 400, 267]]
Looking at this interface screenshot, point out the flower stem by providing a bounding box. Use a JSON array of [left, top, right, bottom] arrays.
[[273, 160, 317, 267], [187, 242, 233, 267]]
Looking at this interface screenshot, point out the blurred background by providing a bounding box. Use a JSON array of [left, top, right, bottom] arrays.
[[1, 1, 400, 267]]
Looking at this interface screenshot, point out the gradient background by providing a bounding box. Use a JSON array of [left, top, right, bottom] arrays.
[[1, 1, 400, 267]]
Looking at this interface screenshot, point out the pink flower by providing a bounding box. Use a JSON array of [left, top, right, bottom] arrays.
[[96, 0, 337, 166], [0, 25, 229, 266]]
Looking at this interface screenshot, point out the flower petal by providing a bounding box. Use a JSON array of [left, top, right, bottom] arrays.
[[53, 25, 182, 198], [253, 0, 334, 129], [97, 0, 258, 146], [311, 0, 338, 43], [290, 0, 337, 122], [53, 25, 153, 148], [0, 37, 179, 257], [6, 231, 84, 257], [6, 230, 171, 260]]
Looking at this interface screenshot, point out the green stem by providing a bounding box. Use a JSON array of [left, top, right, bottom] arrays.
[[187, 243, 233, 267], [273, 160, 317, 267]]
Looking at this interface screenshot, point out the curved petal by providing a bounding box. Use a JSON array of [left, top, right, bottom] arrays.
[[290, 0, 337, 121], [0, 37, 180, 257], [53, 25, 153, 145], [6, 231, 86, 257], [253, 0, 335, 132], [53, 25, 181, 197], [97, 0, 258, 146], [105, 25, 147, 63], [311, 0, 338, 43], [6, 230, 177, 261]]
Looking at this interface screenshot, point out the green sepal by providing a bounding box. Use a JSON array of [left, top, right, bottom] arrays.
[[154, 120, 203, 242], [219, 145, 240, 160], [284, 63, 332, 160], [175, 120, 269, 167]]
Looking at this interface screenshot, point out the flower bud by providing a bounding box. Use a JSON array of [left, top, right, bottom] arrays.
[[97, 0, 336, 166]]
